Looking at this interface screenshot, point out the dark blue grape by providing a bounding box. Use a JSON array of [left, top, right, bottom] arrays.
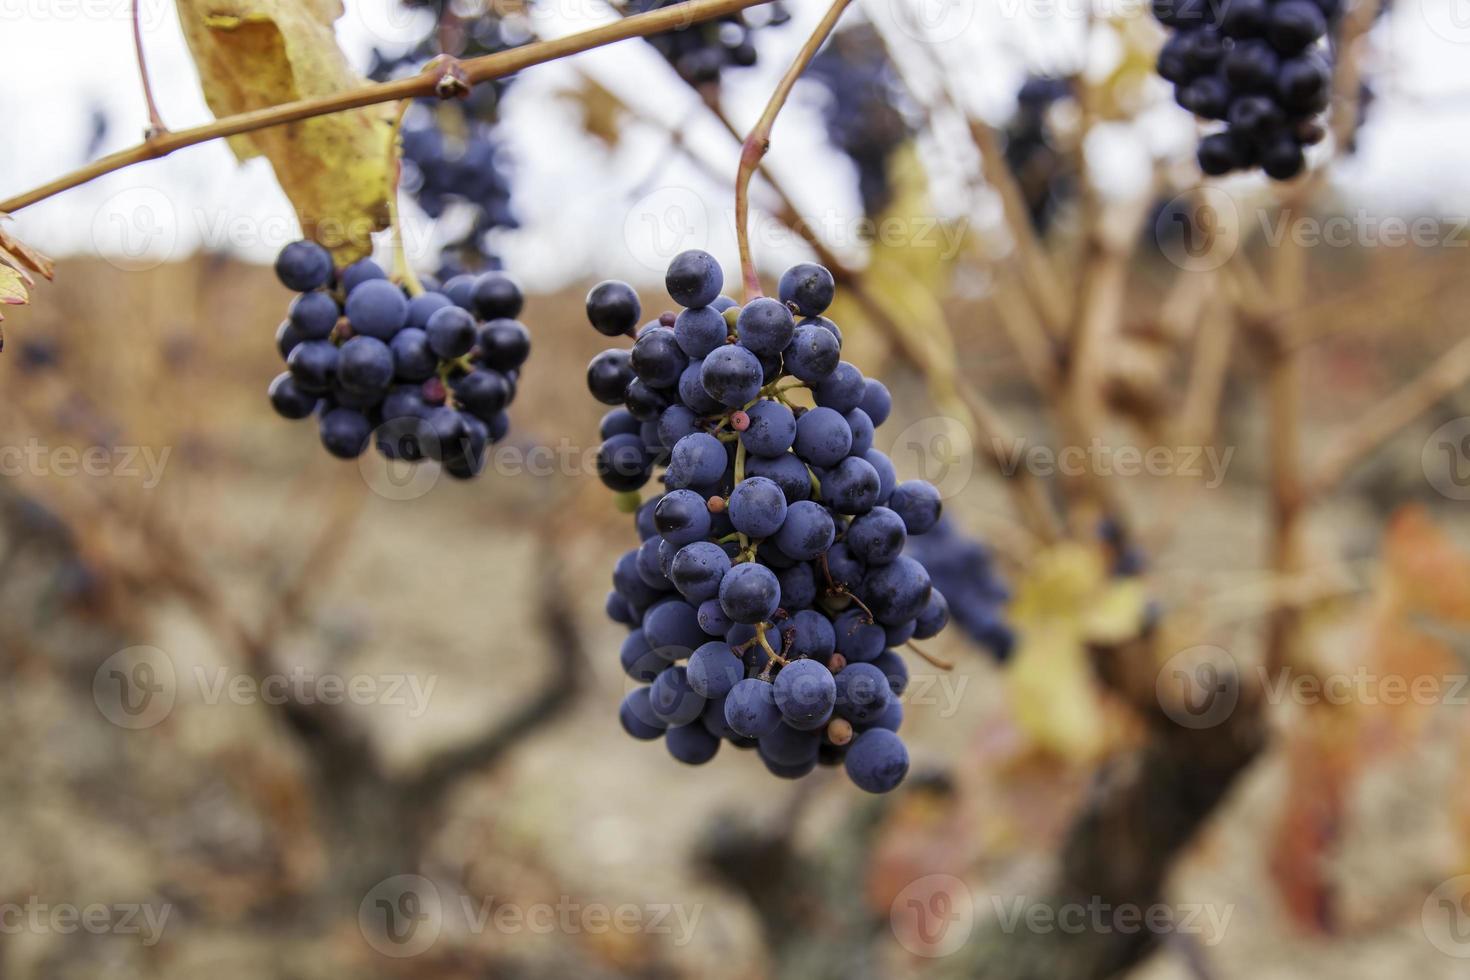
[[586, 280, 642, 336], [687, 641, 743, 698], [700, 345, 763, 407], [728, 476, 788, 538], [666, 722, 721, 764], [736, 297, 796, 356], [844, 729, 908, 792], [674, 306, 727, 358], [319, 407, 372, 459], [390, 328, 438, 381], [726, 678, 782, 738], [719, 562, 781, 624], [268, 373, 318, 419], [667, 432, 728, 489], [665, 250, 723, 308], [650, 665, 705, 726], [813, 361, 865, 414], [344, 279, 408, 340], [773, 500, 836, 561], [670, 541, 731, 602], [777, 262, 835, 317], [620, 688, 667, 740], [275, 241, 333, 291], [835, 662, 891, 725], [289, 291, 339, 339], [773, 658, 835, 728], [339, 336, 395, 393], [784, 323, 841, 382]]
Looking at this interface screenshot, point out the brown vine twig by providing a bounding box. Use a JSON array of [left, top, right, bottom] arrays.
[[0, 0, 777, 214], [1308, 331, 1470, 498], [734, 0, 852, 300], [131, 0, 167, 137]]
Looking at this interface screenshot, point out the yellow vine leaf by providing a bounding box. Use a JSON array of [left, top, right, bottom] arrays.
[[176, 0, 392, 262], [1006, 543, 1149, 760]]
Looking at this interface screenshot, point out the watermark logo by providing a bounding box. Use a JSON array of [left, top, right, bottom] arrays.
[[886, 0, 978, 43], [360, 875, 442, 958], [1423, 417, 1470, 501], [1410, 0, 1470, 46], [890, 874, 975, 957], [93, 646, 176, 730], [1423, 875, 1470, 958], [92, 647, 438, 728], [1156, 644, 1240, 729], [886, 416, 976, 500], [1154, 187, 1240, 272], [624, 186, 712, 272], [91, 186, 179, 272]]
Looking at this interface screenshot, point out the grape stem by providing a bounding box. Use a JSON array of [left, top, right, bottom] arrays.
[[131, 0, 167, 138], [386, 100, 425, 298], [733, 440, 750, 553], [904, 641, 953, 672], [733, 0, 853, 302], [0, 0, 779, 214]]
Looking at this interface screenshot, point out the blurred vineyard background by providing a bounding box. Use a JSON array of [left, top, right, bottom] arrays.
[[4, 0, 1470, 978]]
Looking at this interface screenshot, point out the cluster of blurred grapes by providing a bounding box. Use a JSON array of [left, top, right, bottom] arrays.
[[369, 7, 535, 277], [623, 0, 789, 87], [807, 25, 918, 218], [1003, 75, 1078, 234]]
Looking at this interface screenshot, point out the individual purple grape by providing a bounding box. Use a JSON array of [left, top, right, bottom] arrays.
[[728, 476, 788, 538], [735, 297, 796, 356], [586, 280, 642, 336], [687, 641, 743, 698], [344, 278, 408, 340], [674, 306, 728, 358], [773, 658, 836, 728], [275, 240, 333, 291], [719, 562, 781, 624], [844, 728, 908, 792], [777, 262, 835, 317], [700, 345, 763, 407], [665, 249, 724, 308]]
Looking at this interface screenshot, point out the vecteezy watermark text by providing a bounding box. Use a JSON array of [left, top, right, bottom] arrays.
[[993, 437, 1234, 488], [0, 898, 171, 947], [358, 875, 702, 958], [0, 440, 170, 488]]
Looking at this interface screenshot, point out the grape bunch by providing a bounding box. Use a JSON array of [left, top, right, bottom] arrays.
[[807, 24, 918, 218], [1153, 0, 1337, 179], [268, 239, 530, 479], [369, 10, 533, 276], [625, 0, 789, 86], [905, 519, 1016, 663], [590, 250, 953, 793], [1003, 75, 1078, 234]]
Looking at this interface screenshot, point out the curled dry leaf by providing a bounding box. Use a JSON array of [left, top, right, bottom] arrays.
[[0, 214, 56, 330], [176, 0, 392, 263]]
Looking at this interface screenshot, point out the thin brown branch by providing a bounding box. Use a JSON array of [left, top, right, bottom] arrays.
[[408, 558, 587, 804], [131, 0, 166, 136], [1309, 331, 1470, 497], [734, 0, 852, 300], [0, 0, 777, 214]]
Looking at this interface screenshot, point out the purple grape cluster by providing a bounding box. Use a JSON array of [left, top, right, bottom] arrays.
[[807, 24, 918, 218], [905, 519, 1016, 663], [591, 250, 953, 793], [1003, 75, 1078, 234], [1153, 0, 1337, 179], [369, 10, 533, 276], [625, 0, 790, 86], [268, 239, 530, 479]]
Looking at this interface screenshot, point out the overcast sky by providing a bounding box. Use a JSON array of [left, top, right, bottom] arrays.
[[1, 0, 1468, 290]]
